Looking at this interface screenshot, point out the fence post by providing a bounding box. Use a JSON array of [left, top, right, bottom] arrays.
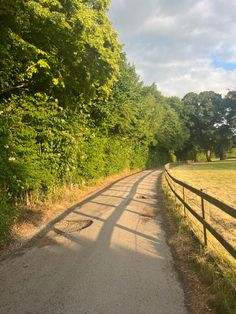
[[200, 190, 207, 247], [182, 186, 187, 217], [174, 182, 177, 209]]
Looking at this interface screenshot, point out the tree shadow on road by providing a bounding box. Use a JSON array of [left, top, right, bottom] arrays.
[[0, 169, 188, 314]]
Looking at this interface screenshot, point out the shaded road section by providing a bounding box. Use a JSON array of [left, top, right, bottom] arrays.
[[0, 170, 187, 314]]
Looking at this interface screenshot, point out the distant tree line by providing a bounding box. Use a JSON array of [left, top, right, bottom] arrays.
[[175, 91, 236, 162], [0, 0, 235, 243]]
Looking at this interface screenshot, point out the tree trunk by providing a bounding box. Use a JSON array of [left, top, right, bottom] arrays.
[[219, 150, 226, 160], [206, 150, 212, 162]]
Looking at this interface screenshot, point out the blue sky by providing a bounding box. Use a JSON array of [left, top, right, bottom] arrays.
[[109, 0, 236, 97], [213, 60, 236, 71]]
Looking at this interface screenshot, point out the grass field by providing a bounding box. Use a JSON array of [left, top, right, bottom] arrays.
[[162, 166, 236, 314], [170, 160, 236, 208], [168, 160, 236, 265]]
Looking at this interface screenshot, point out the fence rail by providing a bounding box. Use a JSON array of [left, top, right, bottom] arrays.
[[164, 164, 236, 259]]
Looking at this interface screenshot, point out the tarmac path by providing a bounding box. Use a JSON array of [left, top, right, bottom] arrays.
[[0, 170, 187, 314]]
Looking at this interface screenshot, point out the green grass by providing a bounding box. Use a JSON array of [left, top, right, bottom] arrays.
[[0, 190, 17, 247], [226, 148, 236, 158]]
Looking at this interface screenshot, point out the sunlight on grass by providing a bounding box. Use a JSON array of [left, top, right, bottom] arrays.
[[162, 170, 236, 314], [170, 160, 236, 208], [169, 160, 236, 258]]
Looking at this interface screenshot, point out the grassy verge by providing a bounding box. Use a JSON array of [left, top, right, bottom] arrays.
[[161, 173, 236, 314]]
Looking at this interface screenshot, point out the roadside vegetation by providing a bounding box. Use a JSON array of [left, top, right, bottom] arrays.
[[162, 172, 236, 314]]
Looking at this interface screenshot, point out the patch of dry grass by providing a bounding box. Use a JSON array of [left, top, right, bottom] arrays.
[[162, 173, 236, 314], [170, 160, 236, 208], [168, 161, 236, 252]]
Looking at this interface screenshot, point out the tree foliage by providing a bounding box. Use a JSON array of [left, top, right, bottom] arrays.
[[180, 91, 236, 161], [0, 0, 121, 104]]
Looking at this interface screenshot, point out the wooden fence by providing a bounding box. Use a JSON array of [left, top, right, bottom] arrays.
[[164, 164, 236, 260]]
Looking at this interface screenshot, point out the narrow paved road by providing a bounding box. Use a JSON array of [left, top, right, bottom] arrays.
[[0, 170, 187, 314]]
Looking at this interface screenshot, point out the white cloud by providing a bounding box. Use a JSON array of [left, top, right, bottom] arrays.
[[109, 0, 236, 97]]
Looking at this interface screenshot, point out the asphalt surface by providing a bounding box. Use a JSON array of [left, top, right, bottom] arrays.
[[0, 170, 188, 314]]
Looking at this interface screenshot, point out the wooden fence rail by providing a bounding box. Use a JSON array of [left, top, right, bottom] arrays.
[[164, 164, 236, 259]]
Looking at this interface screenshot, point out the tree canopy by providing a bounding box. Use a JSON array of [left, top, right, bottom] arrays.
[[180, 91, 236, 161]]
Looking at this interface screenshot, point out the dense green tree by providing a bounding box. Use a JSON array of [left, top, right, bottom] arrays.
[[214, 91, 236, 159], [181, 91, 236, 161], [0, 0, 121, 105]]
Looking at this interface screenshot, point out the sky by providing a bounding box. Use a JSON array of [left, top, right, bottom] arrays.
[[109, 0, 236, 98]]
